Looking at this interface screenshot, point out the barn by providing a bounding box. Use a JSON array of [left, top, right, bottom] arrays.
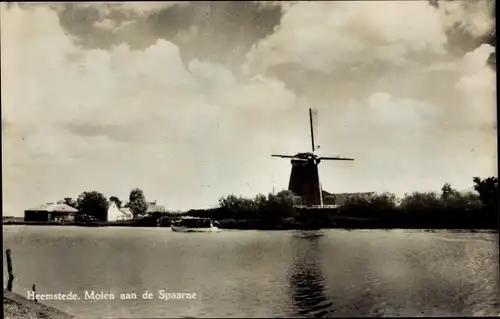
[[24, 203, 78, 222]]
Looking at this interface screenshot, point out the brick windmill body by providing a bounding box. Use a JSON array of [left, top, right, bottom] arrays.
[[272, 109, 354, 207]]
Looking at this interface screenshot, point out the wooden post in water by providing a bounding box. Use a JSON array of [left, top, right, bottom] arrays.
[[6, 249, 14, 292]]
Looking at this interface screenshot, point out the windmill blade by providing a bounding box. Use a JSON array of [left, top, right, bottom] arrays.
[[319, 156, 355, 161], [309, 108, 318, 152], [271, 154, 297, 158], [271, 155, 308, 162]]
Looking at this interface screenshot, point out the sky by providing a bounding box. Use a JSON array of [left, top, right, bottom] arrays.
[[1, 1, 497, 214]]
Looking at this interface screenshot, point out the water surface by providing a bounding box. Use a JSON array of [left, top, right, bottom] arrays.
[[3, 226, 499, 318]]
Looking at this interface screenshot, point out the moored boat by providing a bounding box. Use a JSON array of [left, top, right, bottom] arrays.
[[171, 217, 220, 232]]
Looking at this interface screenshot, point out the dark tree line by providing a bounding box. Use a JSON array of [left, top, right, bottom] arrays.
[[56, 177, 497, 228], [187, 177, 498, 229]]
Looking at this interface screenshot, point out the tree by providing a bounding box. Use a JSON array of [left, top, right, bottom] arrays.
[[275, 190, 295, 206], [254, 194, 268, 210], [58, 197, 77, 208], [473, 176, 498, 226], [441, 183, 457, 202], [264, 190, 294, 219], [444, 191, 482, 212], [472, 176, 499, 227], [128, 188, 148, 217], [109, 196, 122, 208], [369, 193, 398, 211], [218, 194, 256, 216], [77, 191, 109, 221], [340, 193, 373, 216], [473, 176, 498, 207], [400, 192, 442, 212]]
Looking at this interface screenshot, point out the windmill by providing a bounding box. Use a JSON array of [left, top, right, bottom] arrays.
[[272, 108, 354, 207]]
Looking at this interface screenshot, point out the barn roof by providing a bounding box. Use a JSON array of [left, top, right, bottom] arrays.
[[119, 207, 133, 215], [329, 192, 375, 196], [147, 204, 166, 213], [26, 203, 78, 213]]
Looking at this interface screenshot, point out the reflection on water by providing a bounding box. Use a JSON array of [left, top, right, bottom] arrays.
[[288, 231, 332, 318]]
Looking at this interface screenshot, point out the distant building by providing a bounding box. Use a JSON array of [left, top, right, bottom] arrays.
[[107, 202, 133, 221], [291, 191, 376, 206], [147, 204, 167, 214], [319, 190, 334, 205], [292, 195, 303, 206], [118, 207, 134, 221], [326, 192, 375, 205], [24, 203, 78, 222]]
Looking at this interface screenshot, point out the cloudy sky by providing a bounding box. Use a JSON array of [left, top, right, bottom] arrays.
[[1, 1, 496, 214]]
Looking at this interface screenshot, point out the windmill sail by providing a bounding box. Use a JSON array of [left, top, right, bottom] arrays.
[[309, 108, 319, 152]]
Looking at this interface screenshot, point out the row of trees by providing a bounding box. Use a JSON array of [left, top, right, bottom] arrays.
[[188, 177, 498, 229], [57, 188, 149, 221], [332, 179, 496, 228], [208, 190, 296, 220], [55, 177, 497, 228]]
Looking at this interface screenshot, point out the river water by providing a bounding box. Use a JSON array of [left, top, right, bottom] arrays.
[[3, 226, 499, 318]]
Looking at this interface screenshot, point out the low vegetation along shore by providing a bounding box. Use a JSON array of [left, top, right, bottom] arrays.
[[3, 177, 498, 230], [184, 177, 498, 230]]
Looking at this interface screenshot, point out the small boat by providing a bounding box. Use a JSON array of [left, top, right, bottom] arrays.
[[171, 217, 220, 232]]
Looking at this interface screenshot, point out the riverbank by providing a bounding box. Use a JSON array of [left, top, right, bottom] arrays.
[[8, 176, 496, 230], [3, 290, 74, 319], [3, 217, 498, 231]]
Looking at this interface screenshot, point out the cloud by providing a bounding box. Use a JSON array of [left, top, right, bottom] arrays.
[[93, 18, 117, 31], [438, 0, 495, 38], [1, 5, 296, 213], [90, 2, 191, 32], [51, 1, 285, 71], [244, 1, 448, 75], [74, 2, 188, 20], [242, 1, 495, 129], [115, 2, 191, 17], [254, 0, 297, 12], [1, 2, 496, 215]]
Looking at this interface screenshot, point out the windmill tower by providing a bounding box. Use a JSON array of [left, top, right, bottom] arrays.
[[272, 108, 354, 207]]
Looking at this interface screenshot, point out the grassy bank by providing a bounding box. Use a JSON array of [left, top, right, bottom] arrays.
[[4, 298, 45, 319], [4, 213, 497, 230], [3, 290, 74, 319], [4, 203, 498, 231]]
